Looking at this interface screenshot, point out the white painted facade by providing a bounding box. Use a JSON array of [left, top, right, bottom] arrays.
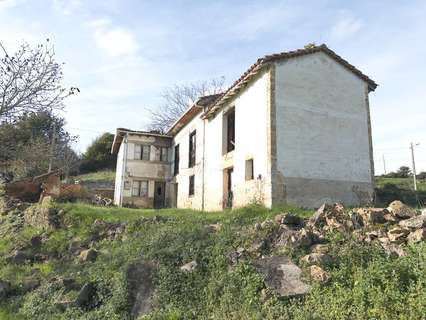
[[113, 46, 376, 209]]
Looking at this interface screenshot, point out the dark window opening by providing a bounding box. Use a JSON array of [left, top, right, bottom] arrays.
[[245, 159, 254, 180], [189, 175, 195, 196], [226, 109, 235, 152], [174, 144, 180, 175], [189, 130, 196, 168]]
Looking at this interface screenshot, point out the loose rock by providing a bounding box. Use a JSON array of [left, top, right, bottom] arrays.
[[79, 248, 98, 262], [387, 227, 410, 243], [254, 256, 310, 297], [75, 283, 96, 308], [398, 215, 426, 229], [387, 201, 417, 219], [357, 208, 387, 225], [407, 228, 426, 244], [300, 253, 332, 266], [274, 213, 303, 227], [381, 243, 406, 257], [310, 244, 329, 254], [309, 265, 331, 283], [180, 260, 197, 272]]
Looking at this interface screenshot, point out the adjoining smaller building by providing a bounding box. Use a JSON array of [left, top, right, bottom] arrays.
[[111, 129, 172, 208]]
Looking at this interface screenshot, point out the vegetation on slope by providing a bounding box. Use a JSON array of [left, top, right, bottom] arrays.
[[0, 202, 426, 319], [72, 170, 115, 184], [375, 177, 426, 207]]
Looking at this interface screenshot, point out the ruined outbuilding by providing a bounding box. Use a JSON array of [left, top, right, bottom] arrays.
[[112, 44, 377, 209]]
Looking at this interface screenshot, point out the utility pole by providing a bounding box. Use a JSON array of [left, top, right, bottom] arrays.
[[410, 142, 419, 191], [48, 122, 56, 173], [382, 155, 387, 175]]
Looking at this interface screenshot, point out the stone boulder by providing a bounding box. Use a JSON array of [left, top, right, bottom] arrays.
[[253, 256, 310, 297], [228, 247, 246, 266], [126, 261, 157, 319], [407, 228, 426, 244], [78, 249, 98, 263], [387, 227, 410, 243], [274, 213, 303, 227], [380, 243, 406, 257], [309, 244, 329, 254], [387, 201, 417, 219], [309, 265, 331, 283], [75, 283, 96, 309], [300, 253, 333, 266], [398, 215, 426, 229], [180, 260, 197, 272], [357, 208, 387, 225]]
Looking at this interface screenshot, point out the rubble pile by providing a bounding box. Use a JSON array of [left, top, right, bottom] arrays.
[[242, 200, 425, 297]]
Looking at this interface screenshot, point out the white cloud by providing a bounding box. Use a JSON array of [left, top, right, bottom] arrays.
[[90, 19, 138, 57], [0, 0, 20, 11], [52, 0, 82, 15], [330, 12, 363, 41]]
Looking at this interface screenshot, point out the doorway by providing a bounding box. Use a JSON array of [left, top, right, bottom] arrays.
[[224, 167, 234, 208], [154, 181, 166, 209]]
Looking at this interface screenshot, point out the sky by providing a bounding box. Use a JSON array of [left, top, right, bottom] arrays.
[[0, 0, 425, 175]]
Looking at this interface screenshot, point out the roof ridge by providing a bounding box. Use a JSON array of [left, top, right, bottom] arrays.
[[203, 43, 377, 118]]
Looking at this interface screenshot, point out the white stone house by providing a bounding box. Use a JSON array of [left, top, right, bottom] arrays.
[[111, 44, 377, 210]]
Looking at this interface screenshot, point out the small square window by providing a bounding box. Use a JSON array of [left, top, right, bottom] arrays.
[[189, 175, 195, 196], [245, 159, 254, 181]]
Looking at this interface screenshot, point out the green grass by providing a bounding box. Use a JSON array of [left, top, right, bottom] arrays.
[[1, 202, 426, 319], [376, 177, 426, 191], [375, 177, 426, 207], [72, 170, 115, 183]]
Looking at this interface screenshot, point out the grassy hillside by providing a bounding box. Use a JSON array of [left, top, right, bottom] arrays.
[[375, 177, 426, 207], [72, 170, 115, 183], [1, 202, 426, 319], [376, 177, 426, 191]]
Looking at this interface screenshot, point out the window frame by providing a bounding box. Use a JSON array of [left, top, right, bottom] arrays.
[[132, 180, 149, 197], [189, 175, 195, 196], [245, 158, 254, 181], [134, 144, 150, 161], [188, 130, 196, 168], [160, 147, 168, 162], [226, 108, 235, 153]]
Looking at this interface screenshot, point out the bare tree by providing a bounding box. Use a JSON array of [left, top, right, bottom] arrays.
[[146, 77, 225, 132], [0, 40, 79, 123]]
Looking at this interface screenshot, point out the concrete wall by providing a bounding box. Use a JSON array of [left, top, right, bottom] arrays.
[[113, 142, 125, 205], [172, 111, 205, 210], [202, 70, 272, 210], [274, 52, 374, 208], [113, 133, 172, 208]]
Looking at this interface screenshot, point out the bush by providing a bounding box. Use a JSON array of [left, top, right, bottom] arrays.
[[79, 133, 116, 174]]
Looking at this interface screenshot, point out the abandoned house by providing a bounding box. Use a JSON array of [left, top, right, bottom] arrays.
[[111, 44, 377, 210]]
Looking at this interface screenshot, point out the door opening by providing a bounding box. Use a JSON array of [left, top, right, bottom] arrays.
[[154, 181, 166, 209]]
